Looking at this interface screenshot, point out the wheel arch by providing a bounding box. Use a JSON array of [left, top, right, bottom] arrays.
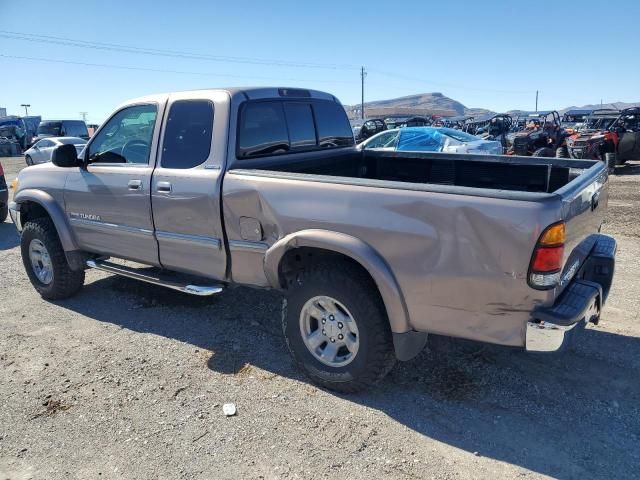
[[14, 189, 78, 252], [264, 229, 411, 334]]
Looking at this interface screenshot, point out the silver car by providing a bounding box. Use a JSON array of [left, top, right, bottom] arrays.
[[24, 137, 87, 166], [358, 127, 503, 155]]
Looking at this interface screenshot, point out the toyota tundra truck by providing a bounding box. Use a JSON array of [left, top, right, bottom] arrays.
[[9, 87, 616, 392]]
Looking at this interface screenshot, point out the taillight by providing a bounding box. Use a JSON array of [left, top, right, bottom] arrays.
[[529, 222, 565, 289]]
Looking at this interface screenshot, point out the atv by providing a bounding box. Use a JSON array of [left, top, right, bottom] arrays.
[[506, 111, 565, 157]]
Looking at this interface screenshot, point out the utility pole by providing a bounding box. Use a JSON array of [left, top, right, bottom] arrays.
[[535, 91, 538, 112], [21, 104, 31, 116], [360, 66, 367, 120], [80, 112, 88, 122]]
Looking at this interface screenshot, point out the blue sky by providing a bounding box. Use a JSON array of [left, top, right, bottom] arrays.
[[1, 0, 638, 123]]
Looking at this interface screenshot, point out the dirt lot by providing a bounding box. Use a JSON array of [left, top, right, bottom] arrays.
[[1, 156, 639, 479]]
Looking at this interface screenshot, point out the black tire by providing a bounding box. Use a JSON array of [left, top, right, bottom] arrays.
[[533, 147, 556, 157], [21, 217, 85, 300], [25, 155, 33, 166], [555, 146, 569, 158], [0, 204, 8, 223], [605, 152, 617, 172], [282, 261, 396, 393]]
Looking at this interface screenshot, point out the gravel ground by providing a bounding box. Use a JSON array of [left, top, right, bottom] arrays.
[[1, 156, 639, 479]]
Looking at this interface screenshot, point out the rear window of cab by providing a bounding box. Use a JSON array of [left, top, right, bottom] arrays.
[[237, 99, 354, 158]]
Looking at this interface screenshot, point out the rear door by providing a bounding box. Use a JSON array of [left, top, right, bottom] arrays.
[[150, 91, 228, 280]]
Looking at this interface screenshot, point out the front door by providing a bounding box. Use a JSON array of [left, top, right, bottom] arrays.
[[150, 93, 227, 280], [64, 102, 165, 265]]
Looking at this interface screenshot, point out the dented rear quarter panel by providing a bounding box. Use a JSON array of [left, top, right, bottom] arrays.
[[222, 171, 571, 347]]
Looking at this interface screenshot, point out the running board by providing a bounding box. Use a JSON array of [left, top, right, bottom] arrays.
[[86, 259, 224, 296]]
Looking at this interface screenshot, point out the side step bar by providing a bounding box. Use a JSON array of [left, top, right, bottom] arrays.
[[86, 259, 224, 296]]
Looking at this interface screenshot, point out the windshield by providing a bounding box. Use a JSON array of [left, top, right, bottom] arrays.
[[37, 122, 62, 136], [584, 116, 617, 130], [440, 128, 479, 142], [58, 137, 87, 145]]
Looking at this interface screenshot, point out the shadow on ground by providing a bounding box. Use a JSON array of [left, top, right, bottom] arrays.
[[0, 220, 20, 250], [613, 160, 640, 176], [57, 276, 640, 478]]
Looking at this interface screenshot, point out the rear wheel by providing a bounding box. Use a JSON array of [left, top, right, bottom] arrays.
[[21, 217, 85, 299], [25, 155, 33, 166], [282, 260, 396, 393], [533, 147, 556, 157], [555, 146, 569, 158]]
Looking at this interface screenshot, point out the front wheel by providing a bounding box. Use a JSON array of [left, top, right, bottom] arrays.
[[21, 217, 85, 300], [25, 155, 33, 166], [533, 147, 556, 157], [556, 146, 569, 158], [282, 261, 396, 393]]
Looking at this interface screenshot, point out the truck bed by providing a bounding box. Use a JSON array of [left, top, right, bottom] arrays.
[[234, 149, 596, 194]]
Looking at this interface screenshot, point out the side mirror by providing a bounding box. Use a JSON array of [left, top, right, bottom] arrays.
[[52, 144, 81, 168]]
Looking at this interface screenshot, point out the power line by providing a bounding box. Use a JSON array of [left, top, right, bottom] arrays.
[[0, 30, 359, 71], [0, 54, 355, 85]]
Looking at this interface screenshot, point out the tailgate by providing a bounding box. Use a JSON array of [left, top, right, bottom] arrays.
[[555, 162, 609, 291]]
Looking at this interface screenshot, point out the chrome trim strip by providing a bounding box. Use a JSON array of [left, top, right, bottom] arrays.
[[86, 259, 224, 296], [155, 230, 221, 249], [69, 217, 153, 236], [228, 239, 269, 252]]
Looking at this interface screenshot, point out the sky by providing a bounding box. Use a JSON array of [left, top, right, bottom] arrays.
[[1, 0, 638, 124]]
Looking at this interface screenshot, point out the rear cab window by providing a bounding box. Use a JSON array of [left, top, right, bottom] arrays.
[[237, 99, 354, 159]]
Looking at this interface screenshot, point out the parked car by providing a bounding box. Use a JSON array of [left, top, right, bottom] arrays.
[[24, 137, 87, 165], [30, 120, 89, 146], [0, 161, 7, 222], [359, 127, 503, 155], [353, 118, 387, 142], [10, 87, 616, 392]]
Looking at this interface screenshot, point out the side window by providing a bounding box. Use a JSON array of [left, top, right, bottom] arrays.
[[364, 131, 397, 149], [312, 101, 355, 148], [161, 100, 214, 169], [283, 103, 316, 150], [37, 139, 54, 148], [238, 102, 289, 158], [88, 104, 158, 164]]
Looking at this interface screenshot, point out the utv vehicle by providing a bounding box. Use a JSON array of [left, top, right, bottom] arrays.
[[564, 108, 640, 167], [467, 114, 513, 153], [560, 109, 593, 130], [506, 111, 565, 157], [354, 118, 387, 142], [562, 109, 620, 160]]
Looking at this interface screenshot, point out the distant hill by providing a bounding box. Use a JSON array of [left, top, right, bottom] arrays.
[[345, 92, 493, 118], [558, 102, 640, 115], [346, 92, 639, 119]]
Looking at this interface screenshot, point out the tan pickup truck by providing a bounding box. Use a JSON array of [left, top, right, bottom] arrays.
[[10, 87, 616, 392]]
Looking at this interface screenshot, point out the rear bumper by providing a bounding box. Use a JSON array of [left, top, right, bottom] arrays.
[[526, 234, 616, 352]]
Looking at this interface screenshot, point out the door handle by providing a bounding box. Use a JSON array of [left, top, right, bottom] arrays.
[[156, 181, 172, 193], [128, 179, 143, 190]]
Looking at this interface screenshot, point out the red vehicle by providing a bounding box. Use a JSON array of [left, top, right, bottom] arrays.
[[563, 108, 640, 166]]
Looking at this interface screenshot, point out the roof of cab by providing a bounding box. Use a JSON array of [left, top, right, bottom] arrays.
[[119, 87, 339, 109]]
